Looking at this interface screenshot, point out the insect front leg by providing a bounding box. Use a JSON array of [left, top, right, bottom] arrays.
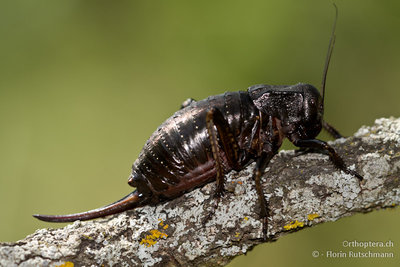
[[293, 139, 363, 181], [295, 121, 344, 157]]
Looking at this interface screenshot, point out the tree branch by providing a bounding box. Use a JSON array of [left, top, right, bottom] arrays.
[[1, 117, 400, 267]]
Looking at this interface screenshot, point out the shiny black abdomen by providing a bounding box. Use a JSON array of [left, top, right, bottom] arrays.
[[129, 91, 260, 199]]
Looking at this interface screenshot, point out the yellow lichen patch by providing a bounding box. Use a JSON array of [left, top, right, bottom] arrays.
[[150, 229, 168, 239], [307, 213, 320, 221], [284, 220, 304, 230], [235, 232, 240, 238], [244, 216, 249, 221], [140, 229, 168, 247], [158, 219, 169, 229], [56, 262, 74, 267], [140, 238, 157, 247]]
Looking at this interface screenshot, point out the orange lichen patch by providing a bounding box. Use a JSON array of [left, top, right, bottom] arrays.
[[237, 181, 243, 185], [283, 220, 304, 230], [307, 213, 320, 221], [56, 262, 74, 267], [140, 229, 168, 247]]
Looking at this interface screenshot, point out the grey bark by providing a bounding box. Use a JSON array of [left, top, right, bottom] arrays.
[[1, 117, 400, 267]]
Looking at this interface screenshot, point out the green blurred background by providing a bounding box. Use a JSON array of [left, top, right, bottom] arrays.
[[0, 0, 399, 266]]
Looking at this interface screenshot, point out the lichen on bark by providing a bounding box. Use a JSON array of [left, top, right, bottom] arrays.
[[1, 117, 399, 267]]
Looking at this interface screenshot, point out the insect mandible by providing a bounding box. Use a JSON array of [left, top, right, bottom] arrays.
[[34, 6, 363, 238]]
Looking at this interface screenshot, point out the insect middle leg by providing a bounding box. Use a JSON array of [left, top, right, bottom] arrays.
[[201, 107, 241, 224], [205, 107, 241, 197], [253, 151, 275, 240]]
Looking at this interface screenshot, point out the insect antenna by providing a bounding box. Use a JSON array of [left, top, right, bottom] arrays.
[[321, 3, 338, 107]]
